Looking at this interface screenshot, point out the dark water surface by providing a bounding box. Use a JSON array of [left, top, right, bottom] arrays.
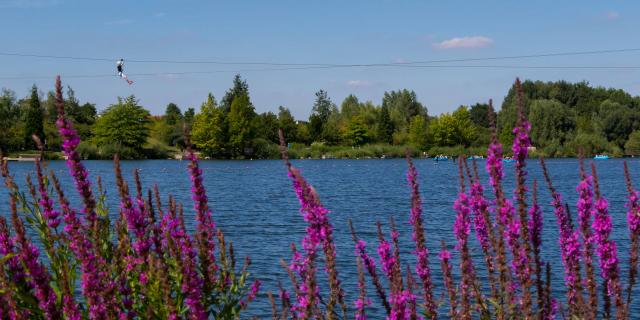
[[1, 158, 639, 318]]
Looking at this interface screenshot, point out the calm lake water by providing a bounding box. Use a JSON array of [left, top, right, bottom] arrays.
[[1, 158, 639, 317]]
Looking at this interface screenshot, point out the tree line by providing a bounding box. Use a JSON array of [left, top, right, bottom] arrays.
[[2, 75, 640, 159]]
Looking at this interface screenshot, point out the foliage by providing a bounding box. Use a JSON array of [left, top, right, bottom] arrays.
[[93, 96, 151, 151], [407, 115, 428, 149], [376, 104, 394, 144], [227, 93, 256, 157], [527, 99, 575, 148], [271, 80, 640, 319], [0, 78, 259, 319], [5, 76, 640, 158], [191, 94, 226, 157], [0, 89, 22, 153], [382, 89, 427, 131], [23, 85, 45, 149], [625, 130, 640, 156], [343, 115, 370, 146], [469, 103, 490, 128], [278, 106, 297, 142]]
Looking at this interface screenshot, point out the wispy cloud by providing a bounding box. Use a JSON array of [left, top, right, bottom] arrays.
[[0, 0, 59, 8], [105, 18, 134, 26], [433, 36, 493, 49], [154, 12, 166, 18], [604, 10, 620, 21], [347, 80, 374, 88]]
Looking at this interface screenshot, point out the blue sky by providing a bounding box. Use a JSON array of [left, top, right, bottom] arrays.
[[1, 0, 639, 119]]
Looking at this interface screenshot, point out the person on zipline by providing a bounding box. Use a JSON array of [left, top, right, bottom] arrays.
[[116, 58, 133, 85]]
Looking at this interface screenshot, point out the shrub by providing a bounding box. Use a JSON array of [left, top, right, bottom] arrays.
[[0, 77, 258, 319]]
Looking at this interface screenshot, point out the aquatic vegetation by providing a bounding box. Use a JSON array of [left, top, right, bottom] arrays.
[[272, 78, 640, 319], [3, 76, 640, 319], [0, 76, 258, 319]]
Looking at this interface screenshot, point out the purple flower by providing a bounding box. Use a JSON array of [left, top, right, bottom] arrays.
[[528, 199, 543, 255], [35, 160, 61, 229], [54, 77, 97, 234], [592, 198, 622, 294], [387, 290, 420, 320], [240, 279, 261, 309], [486, 138, 504, 190], [405, 156, 436, 316], [186, 149, 219, 283], [284, 160, 344, 315], [377, 239, 395, 278], [627, 190, 640, 235], [469, 182, 491, 253]]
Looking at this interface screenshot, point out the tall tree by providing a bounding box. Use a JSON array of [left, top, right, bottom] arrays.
[[164, 103, 183, 125], [343, 115, 369, 146], [220, 74, 249, 114], [469, 103, 490, 128], [0, 89, 21, 153], [452, 106, 476, 147], [528, 99, 575, 148], [340, 94, 361, 120], [254, 112, 279, 144], [191, 94, 225, 156], [278, 106, 297, 142], [227, 93, 256, 156], [625, 130, 640, 155], [93, 95, 150, 150], [376, 104, 394, 144], [408, 115, 428, 149], [381, 89, 427, 131], [309, 89, 337, 141], [24, 85, 45, 149], [183, 107, 195, 125]]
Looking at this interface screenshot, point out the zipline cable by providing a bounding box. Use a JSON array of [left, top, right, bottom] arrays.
[[0, 47, 639, 66], [1, 64, 640, 80]]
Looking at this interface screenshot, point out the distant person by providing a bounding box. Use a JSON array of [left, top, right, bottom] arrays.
[[116, 58, 133, 85]]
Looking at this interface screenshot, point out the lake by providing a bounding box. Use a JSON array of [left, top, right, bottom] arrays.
[[1, 158, 639, 317]]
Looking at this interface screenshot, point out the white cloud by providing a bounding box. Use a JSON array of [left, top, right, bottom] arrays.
[[433, 36, 493, 49], [154, 12, 166, 18], [604, 10, 620, 20], [346, 80, 374, 87]]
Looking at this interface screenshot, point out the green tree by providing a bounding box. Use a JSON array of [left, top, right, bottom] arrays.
[[599, 100, 639, 148], [309, 90, 338, 141], [164, 103, 183, 125], [254, 112, 279, 144], [93, 96, 150, 150], [452, 106, 476, 147], [428, 114, 457, 147], [24, 85, 45, 149], [343, 115, 369, 146], [528, 99, 575, 148], [408, 115, 428, 149], [184, 108, 195, 124], [469, 103, 490, 128], [278, 106, 297, 142], [382, 89, 427, 131], [0, 89, 22, 153], [296, 121, 313, 145], [340, 94, 361, 120], [625, 130, 640, 155], [376, 104, 394, 144], [227, 93, 256, 156], [191, 94, 226, 156], [221, 74, 249, 113]]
